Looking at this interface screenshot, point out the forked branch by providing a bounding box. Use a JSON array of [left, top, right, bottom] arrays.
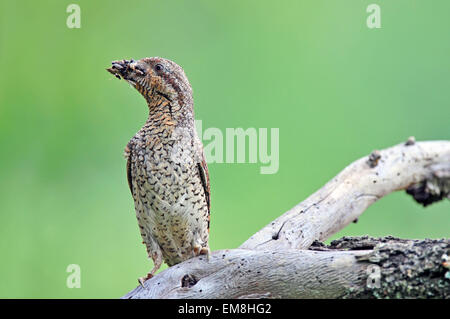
[[123, 139, 450, 299]]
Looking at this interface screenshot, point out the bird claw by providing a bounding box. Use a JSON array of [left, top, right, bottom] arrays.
[[194, 245, 210, 261], [138, 273, 153, 288], [200, 247, 211, 261]]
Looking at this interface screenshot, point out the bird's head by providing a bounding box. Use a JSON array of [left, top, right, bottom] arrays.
[[107, 57, 193, 120]]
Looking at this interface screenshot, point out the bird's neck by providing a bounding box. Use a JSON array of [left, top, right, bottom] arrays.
[[145, 96, 195, 130]]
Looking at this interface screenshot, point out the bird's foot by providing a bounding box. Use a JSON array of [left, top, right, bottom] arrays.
[[194, 245, 211, 261], [138, 273, 153, 288], [137, 251, 163, 287]]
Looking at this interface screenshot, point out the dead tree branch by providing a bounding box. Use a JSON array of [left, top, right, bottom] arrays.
[[123, 139, 450, 299], [241, 140, 450, 250]]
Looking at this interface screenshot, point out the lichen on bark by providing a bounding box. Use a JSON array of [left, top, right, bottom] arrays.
[[328, 237, 450, 298]]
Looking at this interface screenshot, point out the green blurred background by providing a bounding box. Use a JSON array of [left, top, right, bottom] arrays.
[[0, 0, 448, 298]]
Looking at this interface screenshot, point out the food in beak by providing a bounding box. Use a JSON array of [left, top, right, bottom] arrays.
[[106, 59, 135, 80]]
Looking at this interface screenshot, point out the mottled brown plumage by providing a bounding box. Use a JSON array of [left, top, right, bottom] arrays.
[[107, 57, 210, 285]]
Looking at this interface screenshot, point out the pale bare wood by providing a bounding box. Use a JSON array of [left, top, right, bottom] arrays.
[[241, 140, 450, 250], [123, 139, 450, 299]]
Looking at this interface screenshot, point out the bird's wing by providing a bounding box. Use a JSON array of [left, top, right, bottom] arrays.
[[127, 154, 133, 196], [197, 153, 211, 231], [125, 143, 134, 196]]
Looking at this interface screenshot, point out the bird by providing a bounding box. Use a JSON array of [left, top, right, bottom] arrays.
[[106, 57, 211, 286]]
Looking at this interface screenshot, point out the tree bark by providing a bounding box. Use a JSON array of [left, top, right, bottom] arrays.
[[123, 237, 450, 299], [123, 139, 450, 299]]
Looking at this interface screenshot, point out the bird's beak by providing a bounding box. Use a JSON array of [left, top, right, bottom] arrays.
[[106, 59, 135, 82]]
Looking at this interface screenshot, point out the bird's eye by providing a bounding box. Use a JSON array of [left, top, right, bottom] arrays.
[[154, 64, 164, 72]]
